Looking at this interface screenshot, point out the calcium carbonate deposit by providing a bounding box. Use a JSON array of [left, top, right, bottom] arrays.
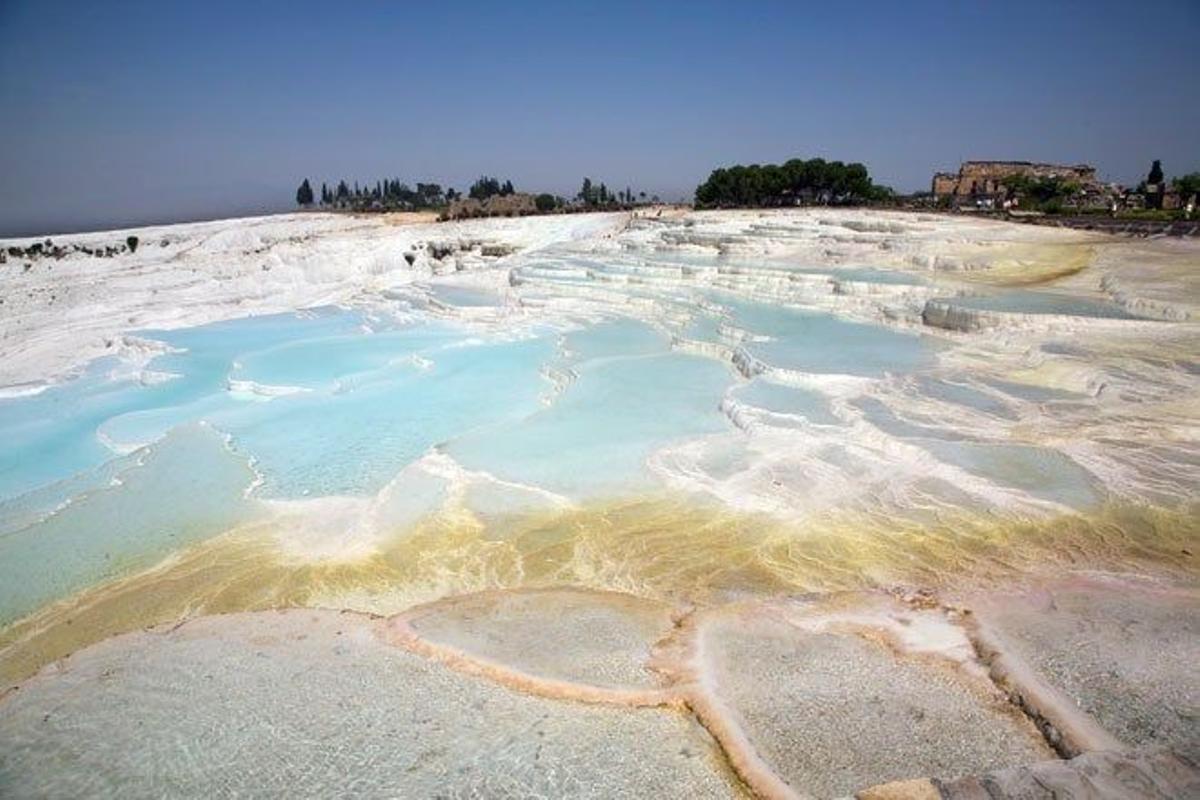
[[1, 209, 1197, 798]]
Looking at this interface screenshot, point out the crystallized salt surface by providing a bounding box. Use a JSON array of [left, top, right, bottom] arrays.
[[399, 588, 676, 690], [971, 578, 1200, 762], [0, 609, 742, 799], [698, 608, 1052, 797]]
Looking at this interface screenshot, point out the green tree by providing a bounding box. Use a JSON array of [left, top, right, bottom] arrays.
[[1173, 173, 1200, 201], [1001, 174, 1078, 211], [578, 177, 594, 206], [694, 157, 889, 208], [296, 178, 314, 207], [469, 176, 502, 200], [1148, 160, 1164, 185], [535, 193, 558, 212]]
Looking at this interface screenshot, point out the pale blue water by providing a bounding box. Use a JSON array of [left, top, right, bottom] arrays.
[[0, 265, 1108, 626], [730, 380, 841, 426], [919, 440, 1101, 510], [447, 321, 732, 496], [722, 297, 936, 377], [828, 267, 927, 286], [0, 311, 740, 622], [852, 397, 966, 441], [0, 424, 256, 623], [223, 333, 553, 497], [915, 377, 1017, 421], [429, 284, 502, 307], [950, 289, 1137, 319]]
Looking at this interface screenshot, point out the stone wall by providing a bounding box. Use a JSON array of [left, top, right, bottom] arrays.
[[931, 172, 958, 196], [933, 161, 1098, 198]]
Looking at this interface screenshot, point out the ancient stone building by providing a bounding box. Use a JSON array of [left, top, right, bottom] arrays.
[[931, 161, 1098, 199], [931, 172, 959, 197]]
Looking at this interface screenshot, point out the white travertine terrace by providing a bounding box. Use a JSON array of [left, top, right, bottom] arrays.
[[3, 584, 1195, 798], [1, 208, 1197, 797]]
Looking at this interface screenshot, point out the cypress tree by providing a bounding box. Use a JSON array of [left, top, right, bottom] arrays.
[[295, 178, 314, 207], [1148, 160, 1164, 185]]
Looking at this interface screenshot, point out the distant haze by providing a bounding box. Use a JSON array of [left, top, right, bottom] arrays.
[[1, 1, 1197, 236]]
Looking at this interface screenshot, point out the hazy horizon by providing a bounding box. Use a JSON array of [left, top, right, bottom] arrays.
[[2, 0, 1197, 237]]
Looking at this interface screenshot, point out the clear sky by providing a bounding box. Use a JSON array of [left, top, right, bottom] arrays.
[[1, 0, 1197, 235]]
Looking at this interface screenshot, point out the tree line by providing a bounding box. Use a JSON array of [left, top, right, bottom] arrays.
[[296, 177, 457, 211], [294, 175, 526, 211], [467, 176, 515, 200], [576, 178, 653, 208], [694, 158, 892, 208], [296, 174, 659, 213]]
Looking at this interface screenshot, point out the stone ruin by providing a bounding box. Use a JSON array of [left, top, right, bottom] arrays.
[[443, 192, 538, 220], [931, 160, 1099, 200]]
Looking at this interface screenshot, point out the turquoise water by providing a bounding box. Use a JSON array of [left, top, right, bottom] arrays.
[[448, 321, 733, 497], [0, 424, 257, 623], [951, 289, 1137, 319], [730, 379, 841, 425], [429, 284, 503, 307], [0, 310, 742, 621], [722, 297, 936, 377], [919, 440, 1101, 509], [0, 266, 1110, 626], [915, 377, 1018, 421]]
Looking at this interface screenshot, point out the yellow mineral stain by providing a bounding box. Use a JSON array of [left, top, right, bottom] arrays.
[[2, 497, 1196, 686], [937, 242, 1096, 287]]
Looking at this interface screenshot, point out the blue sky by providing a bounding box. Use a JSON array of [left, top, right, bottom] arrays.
[[1, 0, 1197, 234]]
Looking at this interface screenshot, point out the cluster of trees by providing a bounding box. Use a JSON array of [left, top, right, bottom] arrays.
[[999, 174, 1080, 211], [1000, 160, 1200, 214], [296, 173, 666, 215], [694, 158, 892, 208], [296, 177, 456, 211], [467, 176, 516, 200], [577, 178, 651, 208], [1173, 172, 1200, 202]]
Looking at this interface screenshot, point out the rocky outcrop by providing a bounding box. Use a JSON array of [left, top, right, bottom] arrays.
[[921, 300, 1006, 332], [444, 193, 538, 220], [4, 237, 139, 264]]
